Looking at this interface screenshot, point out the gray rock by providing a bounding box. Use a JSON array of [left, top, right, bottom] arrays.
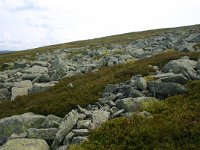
[[0, 112, 46, 145], [11, 87, 29, 100], [71, 136, 88, 144], [129, 88, 144, 97], [51, 110, 79, 150], [196, 58, 200, 70], [41, 114, 62, 128], [27, 128, 58, 140], [14, 61, 27, 69], [24, 65, 48, 74], [0, 74, 8, 82], [22, 74, 39, 80], [137, 111, 151, 117], [134, 77, 147, 90], [163, 58, 196, 72], [77, 120, 93, 130], [51, 58, 68, 78], [9, 132, 27, 139], [77, 105, 91, 117], [103, 84, 118, 94], [78, 113, 87, 120], [0, 88, 9, 100], [67, 83, 74, 88], [163, 58, 197, 79], [29, 83, 55, 94], [72, 129, 89, 136], [56, 145, 68, 150], [98, 94, 116, 105], [177, 41, 195, 52], [107, 100, 116, 107], [111, 109, 125, 118], [92, 110, 110, 127], [116, 97, 157, 112], [160, 74, 188, 84], [14, 80, 32, 88], [0, 138, 50, 150], [32, 74, 50, 83], [31, 61, 50, 67], [63, 132, 74, 146], [147, 81, 187, 97]]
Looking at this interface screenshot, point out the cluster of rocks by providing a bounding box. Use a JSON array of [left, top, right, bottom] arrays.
[[0, 56, 200, 150], [0, 26, 200, 101]]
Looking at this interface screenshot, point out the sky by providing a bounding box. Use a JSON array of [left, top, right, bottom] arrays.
[[0, 0, 200, 51]]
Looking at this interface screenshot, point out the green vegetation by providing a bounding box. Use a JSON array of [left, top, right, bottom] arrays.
[[0, 24, 199, 71], [69, 80, 200, 150], [0, 51, 200, 119]]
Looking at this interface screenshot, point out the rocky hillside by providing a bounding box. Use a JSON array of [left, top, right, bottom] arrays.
[[0, 25, 200, 150]]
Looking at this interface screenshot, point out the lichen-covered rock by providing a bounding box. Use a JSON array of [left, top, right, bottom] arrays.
[[116, 97, 157, 112], [147, 81, 187, 97], [71, 136, 88, 144], [0, 88, 9, 100], [0, 113, 46, 145], [92, 110, 110, 127], [24, 65, 48, 74], [41, 114, 62, 128], [29, 82, 55, 94], [0, 138, 49, 150], [27, 128, 58, 140], [77, 120, 93, 129], [51, 110, 79, 150], [11, 87, 29, 100], [134, 77, 147, 90]]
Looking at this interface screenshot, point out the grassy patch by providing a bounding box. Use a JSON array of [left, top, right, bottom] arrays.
[[0, 51, 200, 119], [69, 80, 200, 150]]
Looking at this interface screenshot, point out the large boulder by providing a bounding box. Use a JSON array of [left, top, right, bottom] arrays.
[[27, 128, 58, 140], [147, 81, 187, 97], [51, 110, 79, 150], [0, 113, 46, 145], [159, 73, 188, 84], [116, 97, 156, 112], [163, 58, 197, 79], [0, 138, 49, 150], [163, 58, 196, 72]]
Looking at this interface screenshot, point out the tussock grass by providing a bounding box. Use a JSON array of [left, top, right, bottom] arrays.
[[0, 51, 200, 119]]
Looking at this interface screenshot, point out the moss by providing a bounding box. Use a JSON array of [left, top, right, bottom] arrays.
[[69, 80, 200, 150]]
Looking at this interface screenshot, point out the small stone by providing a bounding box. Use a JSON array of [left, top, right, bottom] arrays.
[[71, 136, 88, 144], [72, 129, 89, 136], [77, 120, 93, 130]]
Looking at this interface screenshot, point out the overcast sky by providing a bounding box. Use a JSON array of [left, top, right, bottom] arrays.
[[0, 0, 200, 51]]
